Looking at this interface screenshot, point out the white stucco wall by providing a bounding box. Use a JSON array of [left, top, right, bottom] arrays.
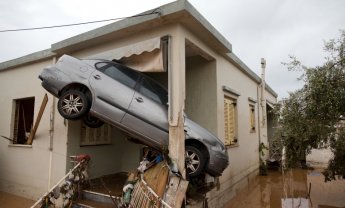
[[307, 148, 332, 167], [0, 59, 68, 200]]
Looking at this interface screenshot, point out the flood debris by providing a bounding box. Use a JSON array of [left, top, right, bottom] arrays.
[[123, 148, 188, 208]]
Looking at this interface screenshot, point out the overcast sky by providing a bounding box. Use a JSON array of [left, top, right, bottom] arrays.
[[0, 0, 344, 99]]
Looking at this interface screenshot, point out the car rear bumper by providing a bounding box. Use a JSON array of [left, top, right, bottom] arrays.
[[39, 67, 70, 97]]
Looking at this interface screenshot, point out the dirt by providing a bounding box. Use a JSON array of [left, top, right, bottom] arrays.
[[224, 168, 345, 208], [0, 191, 35, 208]]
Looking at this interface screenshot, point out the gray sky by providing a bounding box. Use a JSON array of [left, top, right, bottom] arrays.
[[0, 0, 344, 99]]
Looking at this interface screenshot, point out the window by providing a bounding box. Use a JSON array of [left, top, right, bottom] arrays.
[[224, 96, 237, 146], [139, 77, 168, 105], [249, 104, 256, 132], [12, 97, 35, 144], [80, 123, 112, 146], [96, 62, 139, 89]]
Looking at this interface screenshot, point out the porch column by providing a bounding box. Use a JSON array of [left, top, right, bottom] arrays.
[[168, 25, 186, 178]]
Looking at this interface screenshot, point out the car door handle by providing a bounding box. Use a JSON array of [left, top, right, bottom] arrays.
[[135, 97, 143, 103], [93, 74, 101, 80]]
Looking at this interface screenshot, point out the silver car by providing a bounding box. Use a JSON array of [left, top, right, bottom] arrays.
[[39, 55, 229, 177]]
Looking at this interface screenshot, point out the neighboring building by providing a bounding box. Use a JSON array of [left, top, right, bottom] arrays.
[[0, 0, 277, 207]]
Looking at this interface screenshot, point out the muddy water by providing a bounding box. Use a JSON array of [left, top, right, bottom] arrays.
[[0, 191, 35, 208], [224, 169, 345, 208]]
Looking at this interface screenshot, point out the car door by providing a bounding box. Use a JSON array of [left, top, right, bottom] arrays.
[[121, 76, 169, 147], [89, 62, 139, 123]]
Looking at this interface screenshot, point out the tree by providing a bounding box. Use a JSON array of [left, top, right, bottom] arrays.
[[277, 30, 345, 181]]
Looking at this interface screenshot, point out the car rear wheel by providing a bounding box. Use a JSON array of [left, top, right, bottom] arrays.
[[185, 145, 206, 177], [58, 90, 90, 120], [83, 113, 104, 128]]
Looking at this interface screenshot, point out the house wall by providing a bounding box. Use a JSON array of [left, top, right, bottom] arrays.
[[66, 120, 142, 178], [176, 25, 277, 207], [0, 59, 68, 200], [307, 148, 332, 168], [185, 56, 217, 135]]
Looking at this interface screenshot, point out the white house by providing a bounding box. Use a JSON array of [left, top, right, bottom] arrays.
[[0, 1, 277, 207]]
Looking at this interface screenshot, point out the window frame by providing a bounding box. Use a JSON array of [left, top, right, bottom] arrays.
[[80, 122, 112, 146], [249, 103, 256, 133], [11, 97, 35, 145], [224, 95, 238, 147]]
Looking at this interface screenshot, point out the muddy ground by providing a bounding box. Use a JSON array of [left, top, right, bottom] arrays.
[[1, 168, 344, 208], [0, 191, 35, 208]]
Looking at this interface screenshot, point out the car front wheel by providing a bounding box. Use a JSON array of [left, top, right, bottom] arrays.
[[185, 145, 206, 177], [58, 90, 90, 120]]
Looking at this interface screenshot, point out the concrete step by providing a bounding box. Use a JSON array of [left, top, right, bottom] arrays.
[[72, 198, 115, 208], [72, 190, 122, 208]]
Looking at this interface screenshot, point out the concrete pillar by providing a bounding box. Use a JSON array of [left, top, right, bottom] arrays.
[[168, 25, 186, 178]]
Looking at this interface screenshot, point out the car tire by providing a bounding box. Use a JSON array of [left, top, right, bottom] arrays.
[[83, 113, 104, 128], [185, 145, 206, 177], [58, 90, 90, 120]]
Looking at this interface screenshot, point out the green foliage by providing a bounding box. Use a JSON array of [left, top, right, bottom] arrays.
[[278, 30, 345, 181]]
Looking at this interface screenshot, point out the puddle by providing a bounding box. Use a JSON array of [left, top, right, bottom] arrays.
[[224, 169, 345, 208]]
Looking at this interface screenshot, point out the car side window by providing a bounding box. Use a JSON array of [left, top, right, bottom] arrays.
[[95, 62, 139, 89], [139, 77, 168, 105]]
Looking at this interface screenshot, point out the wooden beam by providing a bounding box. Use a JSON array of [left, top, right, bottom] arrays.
[[27, 94, 48, 145]]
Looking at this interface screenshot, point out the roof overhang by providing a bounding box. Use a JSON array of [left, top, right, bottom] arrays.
[[51, 0, 232, 55]]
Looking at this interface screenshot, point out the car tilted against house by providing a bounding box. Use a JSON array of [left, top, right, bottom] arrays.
[[39, 54, 229, 177]]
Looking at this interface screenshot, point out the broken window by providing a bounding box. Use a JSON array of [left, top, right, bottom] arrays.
[[249, 104, 256, 132], [80, 123, 111, 146], [12, 97, 35, 144], [224, 96, 238, 146]]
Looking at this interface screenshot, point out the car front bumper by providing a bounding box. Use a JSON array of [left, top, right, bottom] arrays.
[[206, 149, 229, 177]]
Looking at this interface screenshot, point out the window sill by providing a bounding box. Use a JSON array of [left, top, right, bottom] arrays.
[[226, 144, 239, 148], [8, 144, 32, 148]]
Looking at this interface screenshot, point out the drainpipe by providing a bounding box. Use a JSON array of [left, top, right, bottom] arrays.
[[258, 58, 266, 169], [260, 58, 266, 128], [48, 56, 56, 190]]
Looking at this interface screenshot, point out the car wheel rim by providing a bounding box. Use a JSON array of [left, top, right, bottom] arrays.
[[186, 150, 200, 174], [61, 94, 84, 115]]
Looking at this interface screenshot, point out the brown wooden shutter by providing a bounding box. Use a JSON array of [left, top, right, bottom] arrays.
[[224, 97, 236, 145]]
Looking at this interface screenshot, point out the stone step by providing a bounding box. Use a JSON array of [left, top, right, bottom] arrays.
[[72, 190, 122, 208], [72, 198, 115, 208]]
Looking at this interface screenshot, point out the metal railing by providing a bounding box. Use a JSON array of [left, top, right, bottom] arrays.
[[31, 155, 90, 208]]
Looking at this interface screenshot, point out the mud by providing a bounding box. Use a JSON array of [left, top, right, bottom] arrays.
[[0, 191, 35, 208], [224, 169, 345, 208]]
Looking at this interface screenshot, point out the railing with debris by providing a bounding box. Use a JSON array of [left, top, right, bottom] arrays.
[[130, 176, 172, 208], [30, 155, 90, 208]]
